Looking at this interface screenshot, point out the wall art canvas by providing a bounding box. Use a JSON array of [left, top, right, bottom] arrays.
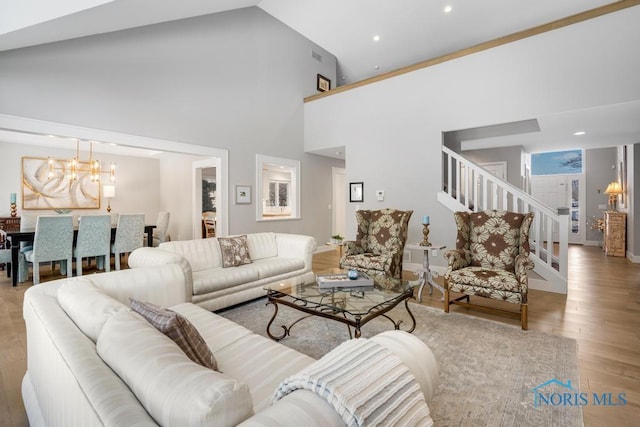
[[22, 157, 100, 209]]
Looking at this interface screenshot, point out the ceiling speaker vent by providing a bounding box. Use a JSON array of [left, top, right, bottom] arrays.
[[311, 50, 322, 62]]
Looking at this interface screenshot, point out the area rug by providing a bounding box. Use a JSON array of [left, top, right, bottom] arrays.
[[219, 298, 582, 426]]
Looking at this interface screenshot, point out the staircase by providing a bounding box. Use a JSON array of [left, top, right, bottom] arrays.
[[439, 146, 569, 294]]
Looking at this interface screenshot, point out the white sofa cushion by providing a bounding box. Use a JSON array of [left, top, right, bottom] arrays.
[[57, 278, 129, 342], [89, 264, 190, 307], [169, 303, 254, 353], [97, 310, 254, 427], [251, 258, 305, 279], [215, 334, 315, 412], [192, 266, 260, 296], [246, 232, 278, 260], [168, 302, 315, 412], [160, 238, 222, 272]]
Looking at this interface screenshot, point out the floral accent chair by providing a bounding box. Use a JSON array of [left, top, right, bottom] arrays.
[[443, 210, 534, 330], [339, 209, 413, 279]]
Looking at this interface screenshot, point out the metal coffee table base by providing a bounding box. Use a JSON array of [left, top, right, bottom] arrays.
[[265, 290, 416, 341]]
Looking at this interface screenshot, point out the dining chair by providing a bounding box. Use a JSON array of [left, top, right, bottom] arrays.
[[111, 213, 145, 270], [74, 214, 111, 276], [201, 211, 216, 238], [23, 215, 74, 285], [0, 249, 11, 274], [16, 214, 38, 283], [152, 211, 170, 247]]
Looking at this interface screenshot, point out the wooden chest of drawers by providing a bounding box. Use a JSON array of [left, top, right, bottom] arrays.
[[603, 212, 626, 257]]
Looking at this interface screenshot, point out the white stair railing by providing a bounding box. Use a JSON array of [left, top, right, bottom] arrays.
[[439, 146, 568, 293]]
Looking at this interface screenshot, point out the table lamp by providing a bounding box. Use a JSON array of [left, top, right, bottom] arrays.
[[103, 185, 116, 213], [604, 181, 622, 211]]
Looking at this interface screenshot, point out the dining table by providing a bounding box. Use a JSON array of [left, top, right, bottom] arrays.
[[1, 224, 156, 287]]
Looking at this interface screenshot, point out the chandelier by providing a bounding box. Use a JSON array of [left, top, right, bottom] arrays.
[[47, 139, 116, 183]]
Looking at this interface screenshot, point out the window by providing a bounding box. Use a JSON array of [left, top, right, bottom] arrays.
[[531, 149, 582, 175], [256, 154, 300, 220]]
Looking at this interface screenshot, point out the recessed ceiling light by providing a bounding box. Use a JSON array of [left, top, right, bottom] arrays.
[[573, 131, 586, 136], [373, 35, 380, 42], [444, 5, 453, 13]]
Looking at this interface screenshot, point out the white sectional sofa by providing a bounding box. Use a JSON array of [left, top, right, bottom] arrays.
[[22, 264, 439, 426], [128, 232, 316, 311]]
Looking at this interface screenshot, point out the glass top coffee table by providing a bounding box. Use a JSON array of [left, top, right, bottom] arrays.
[[264, 271, 416, 340]]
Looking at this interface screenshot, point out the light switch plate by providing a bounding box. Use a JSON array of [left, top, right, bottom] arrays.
[[376, 190, 384, 201]]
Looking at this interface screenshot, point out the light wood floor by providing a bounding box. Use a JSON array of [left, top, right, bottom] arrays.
[[1, 245, 639, 426]]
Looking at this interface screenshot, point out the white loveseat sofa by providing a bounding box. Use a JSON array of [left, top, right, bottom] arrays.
[[128, 232, 316, 311], [22, 264, 439, 426]]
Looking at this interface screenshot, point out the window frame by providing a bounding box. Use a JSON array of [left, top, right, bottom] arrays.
[[256, 154, 300, 221]]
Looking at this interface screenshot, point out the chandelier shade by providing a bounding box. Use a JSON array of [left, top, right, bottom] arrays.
[[47, 139, 116, 183]]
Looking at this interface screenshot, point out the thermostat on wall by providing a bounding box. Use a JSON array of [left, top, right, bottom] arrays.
[[376, 190, 384, 201]]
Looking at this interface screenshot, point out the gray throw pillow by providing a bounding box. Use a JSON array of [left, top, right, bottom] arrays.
[[129, 299, 218, 371]]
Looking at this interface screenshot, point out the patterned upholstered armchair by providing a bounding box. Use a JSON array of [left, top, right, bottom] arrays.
[[339, 209, 413, 279], [443, 210, 534, 330]]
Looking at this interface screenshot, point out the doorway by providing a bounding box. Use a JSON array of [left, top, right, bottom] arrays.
[[193, 156, 228, 239], [332, 167, 346, 238], [480, 161, 507, 180], [531, 174, 584, 244]]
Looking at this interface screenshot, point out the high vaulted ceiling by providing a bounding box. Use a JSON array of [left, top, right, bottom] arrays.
[[1, 0, 639, 154], [0, 0, 617, 84]]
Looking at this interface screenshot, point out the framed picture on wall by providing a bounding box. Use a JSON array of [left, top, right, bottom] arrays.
[[349, 182, 364, 202], [317, 74, 331, 92], [235, 185, 251, 204], [22, 157, 100, 209]]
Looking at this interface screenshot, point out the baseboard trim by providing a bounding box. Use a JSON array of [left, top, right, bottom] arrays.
[[315, 244, 335, 254]]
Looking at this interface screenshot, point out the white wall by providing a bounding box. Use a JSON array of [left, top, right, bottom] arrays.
[[584, 147, 617, 245], [304, 7, 640, 265], [159, 153, 209, 241], [0, 6, 344, 245]]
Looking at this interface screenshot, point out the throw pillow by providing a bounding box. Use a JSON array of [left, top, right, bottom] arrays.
[[218, 235, 252, 268], [129, 298, 218, 371]]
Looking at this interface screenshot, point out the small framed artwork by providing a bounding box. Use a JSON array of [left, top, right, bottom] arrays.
[[349, 182, 364, 202], [317, 74, 331, 92], [235, 185, 251, 204]]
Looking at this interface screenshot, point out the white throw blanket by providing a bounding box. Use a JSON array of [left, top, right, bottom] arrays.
[[272, 338, 433, 427]]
